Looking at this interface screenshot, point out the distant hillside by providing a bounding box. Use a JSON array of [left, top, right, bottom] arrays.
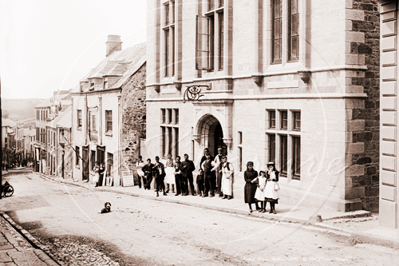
[[1, 98, 46, 121]]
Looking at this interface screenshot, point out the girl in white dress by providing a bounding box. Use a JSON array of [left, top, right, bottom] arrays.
[[264, 162, 279, 214], [220, 155, 233, 200], [164, 154, 175, 193], [255, 171, 267, 212]]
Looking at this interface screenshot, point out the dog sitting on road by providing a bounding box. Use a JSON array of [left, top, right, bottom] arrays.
[[100, 202, 111, 213]]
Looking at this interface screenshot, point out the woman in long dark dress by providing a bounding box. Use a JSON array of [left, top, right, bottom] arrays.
[[244, 161, 260, 213]]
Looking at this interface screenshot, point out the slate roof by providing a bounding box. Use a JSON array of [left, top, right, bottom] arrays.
[[80, 42, 146, 86], [2, 118, 17, 128], [51, 106, 72, 128]]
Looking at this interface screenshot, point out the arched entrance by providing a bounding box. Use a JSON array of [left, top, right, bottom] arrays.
[[196, 114, 227, 157]]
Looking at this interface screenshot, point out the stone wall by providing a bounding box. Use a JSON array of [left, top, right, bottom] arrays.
[[348, 0, 380, 212], [121, 63, 147, 172]]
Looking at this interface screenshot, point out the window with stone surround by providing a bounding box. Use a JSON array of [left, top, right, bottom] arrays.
[[266, 109, 301, 179], [196, 0, 224, 71], [163, 1, 175, 77], [288, 0, 299, 61], [271, 0, 299, 64], [77, 110, 82, 129], [272, 0, 282, 63], [91, 150, 96, 171], [105, 110, 112, 134], [161, 108, 179, 158]]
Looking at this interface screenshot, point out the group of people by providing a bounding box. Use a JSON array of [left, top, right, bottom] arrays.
[[92, 162, 113, 187], [135, 148, 280, 214], [244, 161, 280, 214], [135, 148, 234, 199]]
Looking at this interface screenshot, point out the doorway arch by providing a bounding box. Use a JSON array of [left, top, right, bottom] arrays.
[[196, 114, 227, 157]]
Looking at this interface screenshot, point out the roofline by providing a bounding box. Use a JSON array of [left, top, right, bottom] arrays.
[[71, 87, 121, 96], [111, 60, 146, 89]]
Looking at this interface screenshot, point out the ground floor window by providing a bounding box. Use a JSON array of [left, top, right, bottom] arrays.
[[107, 153, 113, 177], [160, 108, 179, 158], [266, 109, 301, 180], [91, 150, 96, 170], [292, 136, 301, 179]]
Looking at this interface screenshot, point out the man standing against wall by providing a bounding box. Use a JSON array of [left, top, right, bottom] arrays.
[[181, 153, 195, 196]]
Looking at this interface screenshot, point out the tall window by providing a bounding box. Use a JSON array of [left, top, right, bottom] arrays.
[[196, 0, 224, 71], [272, 0, 282, 63], [266, 109, 301, 180], [163, 1, 175, 77], [161, 108, 179, 158], [107, 153, 114, 177], [77, 110, 82, 129], [280, 110, 288, 129], [292, 136, 301, 179], [268, 134, 276, 163], [105, 110, 112, 134], [269, 110, 276, 129], [288, 0, 299, 61], [280, 135, 287, 176]]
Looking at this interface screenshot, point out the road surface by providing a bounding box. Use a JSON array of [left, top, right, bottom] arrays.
[[1, 172, 398, 266]]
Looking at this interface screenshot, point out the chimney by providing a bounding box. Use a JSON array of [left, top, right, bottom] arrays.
[[106, 35, 122, 57]]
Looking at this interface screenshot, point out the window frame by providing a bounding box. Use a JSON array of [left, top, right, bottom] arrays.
[[77, 110, 82, 129], [271, 0, 282, 64], [288, 0, 299, 62], [105, 110, 113, 134]]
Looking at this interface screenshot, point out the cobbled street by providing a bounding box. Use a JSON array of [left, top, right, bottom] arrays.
[[1, 172, 398, 266]]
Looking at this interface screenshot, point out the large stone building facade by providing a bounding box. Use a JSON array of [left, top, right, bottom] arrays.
[[379, 0, 399, 229], [145, 0, 380, 212]]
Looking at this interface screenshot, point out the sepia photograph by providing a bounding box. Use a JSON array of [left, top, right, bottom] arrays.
[[0, 0, 399, 265]]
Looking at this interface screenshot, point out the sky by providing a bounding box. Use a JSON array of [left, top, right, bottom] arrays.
[[0, 0, 147, 99]]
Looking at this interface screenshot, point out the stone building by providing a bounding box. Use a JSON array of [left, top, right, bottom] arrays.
[[34, 91, 71, 174], [71, 35, 146, 186], [378, 0, 399, 229], [145, 0, 380, 212]]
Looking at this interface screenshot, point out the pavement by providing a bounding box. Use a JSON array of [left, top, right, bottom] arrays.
[[0, 168, 398, 265]]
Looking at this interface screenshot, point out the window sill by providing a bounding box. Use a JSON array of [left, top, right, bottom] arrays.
[[77, 127, 82, 131], [76, 165, 80, 169], [105, 132, 113, 137]]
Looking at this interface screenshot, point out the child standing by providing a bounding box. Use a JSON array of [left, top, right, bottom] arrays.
[[265, 162, 279, 214], [255, 171, 267, 212], [196, 169, 205, 197]]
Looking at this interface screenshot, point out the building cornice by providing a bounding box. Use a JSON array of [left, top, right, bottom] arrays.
[[146, 93, 368, 102]]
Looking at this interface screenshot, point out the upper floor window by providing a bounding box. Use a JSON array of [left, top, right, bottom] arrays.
[[77, 110, 82, 129], [163, 1, 175, 77], [272, 0, 282, 64], [105, 110, 112, 134], [288, 0, 299, 61], [272, 0, 299, 64], [196, 0, 224, 71], [269, 110, 276, 129], [280, 110, 287, 130]]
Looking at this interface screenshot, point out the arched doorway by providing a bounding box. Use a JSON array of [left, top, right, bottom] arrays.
[[196, 114, 227, 157]]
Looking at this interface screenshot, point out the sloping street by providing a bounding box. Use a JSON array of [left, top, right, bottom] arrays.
[[0, 172, 397, 266]]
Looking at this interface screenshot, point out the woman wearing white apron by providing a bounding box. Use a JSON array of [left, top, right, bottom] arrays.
[[164, 154, 175, 193], [264, 162, 279, 214], [220, 155, 233, 200]]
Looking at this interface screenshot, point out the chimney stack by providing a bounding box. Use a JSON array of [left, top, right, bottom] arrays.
[[106, 35, 122, 57]]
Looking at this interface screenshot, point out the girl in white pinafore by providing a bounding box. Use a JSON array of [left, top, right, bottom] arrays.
[[264, 162, 280, 214], [220, 155, 233, 200], [255, 171, 267, 212], [164, 154, 176, 193]]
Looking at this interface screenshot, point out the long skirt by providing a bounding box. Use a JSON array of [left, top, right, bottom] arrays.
[[264, 181, 279, 204], [221, 177, 232, 196], [165, 167, 175, 185], [244, 183, 257, 203]]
